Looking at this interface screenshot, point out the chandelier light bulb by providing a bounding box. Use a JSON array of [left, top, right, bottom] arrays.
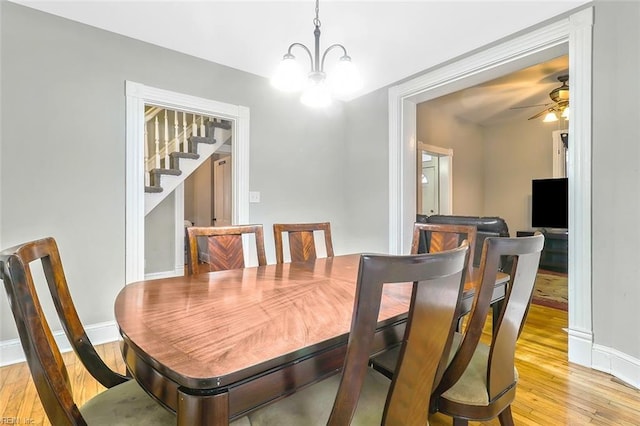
[[328, 56, 362, 96], [271, 0, 358, 107], [301, 78, 332, 108], [271, 54, 305, 92]]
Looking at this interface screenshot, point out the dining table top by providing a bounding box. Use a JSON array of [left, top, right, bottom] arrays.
[[115, 253, 507, 390]]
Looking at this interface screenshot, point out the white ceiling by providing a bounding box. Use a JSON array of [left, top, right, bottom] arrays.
[[14, 1, 584, 123]]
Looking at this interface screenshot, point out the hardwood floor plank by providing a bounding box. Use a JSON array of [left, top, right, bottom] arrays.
[[1, 304, 639, 425]]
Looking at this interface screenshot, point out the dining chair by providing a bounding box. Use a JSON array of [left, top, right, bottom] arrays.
[[433, 233, 544, 425], [411, 222, 477, 273], [185, 224, 267, 274], [246, 242, 469, 425], [0, 237, 176, 425], [273, 222, 334, 264], [369, 223, 478, 379]]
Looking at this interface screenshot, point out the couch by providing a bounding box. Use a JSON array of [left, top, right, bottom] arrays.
[[416, 214, 512, 271]]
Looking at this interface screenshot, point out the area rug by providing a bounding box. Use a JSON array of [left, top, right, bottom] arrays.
[[532, 271, 568, 311]]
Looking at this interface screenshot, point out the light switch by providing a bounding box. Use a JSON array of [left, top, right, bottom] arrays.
[[249, 191, 261, 203]]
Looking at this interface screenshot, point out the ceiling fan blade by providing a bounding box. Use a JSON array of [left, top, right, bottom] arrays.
[[510, 103, 551, 110], [528, 108, 552, 120]]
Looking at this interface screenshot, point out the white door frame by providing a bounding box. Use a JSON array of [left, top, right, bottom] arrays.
[[388, 8, 593, 366], [552, 129, 569, 178], [418, 142, 453, 215], [125, 81, 250, 284]]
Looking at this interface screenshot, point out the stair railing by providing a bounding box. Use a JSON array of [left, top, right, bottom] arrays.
[[144, 110, 210, 185]]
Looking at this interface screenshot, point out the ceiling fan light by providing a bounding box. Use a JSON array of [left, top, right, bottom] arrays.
[[272, 55, 305, 92], [561, 107, 570, 119], [543, 111, 559, 122]]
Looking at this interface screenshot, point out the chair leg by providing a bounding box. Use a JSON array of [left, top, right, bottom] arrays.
[[453, 418, 469, 426], [498, 406, 515, 426]]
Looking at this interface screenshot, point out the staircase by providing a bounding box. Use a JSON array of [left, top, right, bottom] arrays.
[[144, 108, 232, 215]]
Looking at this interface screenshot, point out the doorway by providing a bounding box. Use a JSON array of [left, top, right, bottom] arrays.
[[387, 9, 593, 366], [125, 81, 250, 283], [184, 153, 232, 228], [214, 156, 232, 227], [417, 142, 452, 216]]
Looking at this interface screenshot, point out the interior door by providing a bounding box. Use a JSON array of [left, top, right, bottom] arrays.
[[213, 156, 232, 226], [417, 142, 453, 216], [421, 162, 439, 215]]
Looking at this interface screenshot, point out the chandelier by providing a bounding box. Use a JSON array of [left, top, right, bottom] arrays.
[[271, 0, 361, 107]]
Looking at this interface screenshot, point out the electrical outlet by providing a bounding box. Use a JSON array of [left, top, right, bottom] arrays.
[[249, 191, 261, 203]]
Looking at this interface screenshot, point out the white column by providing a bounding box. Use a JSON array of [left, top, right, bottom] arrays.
[[164, 110, 169, 168]]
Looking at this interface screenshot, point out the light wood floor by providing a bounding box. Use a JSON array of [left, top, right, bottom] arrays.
[[1, 304, 639, 425]]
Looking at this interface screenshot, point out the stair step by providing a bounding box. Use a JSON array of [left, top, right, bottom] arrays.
[[170, 151, 200, 159], [188, 136, 217, 153], [207, 120, 232, 131], [170, 151, 200, 170], [145, 185, 163, 193], [149, 168, 181, 187]]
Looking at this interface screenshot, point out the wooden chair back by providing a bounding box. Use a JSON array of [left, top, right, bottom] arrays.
[[273, 222, 334, 264], [0, 237, 129, 424], [434, 234, 544, 421], [411, 222, 477, 273], [327, 242, 469, 425], [185, 224, 267, 274]]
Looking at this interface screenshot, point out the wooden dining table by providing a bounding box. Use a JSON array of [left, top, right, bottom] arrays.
[[114, 253, 509, 425]]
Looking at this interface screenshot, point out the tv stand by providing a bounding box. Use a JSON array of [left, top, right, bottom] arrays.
[[516, 229, 568, 273]]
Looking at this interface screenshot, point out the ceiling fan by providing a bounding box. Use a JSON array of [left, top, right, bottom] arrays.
[[525, 75, 570, 120]]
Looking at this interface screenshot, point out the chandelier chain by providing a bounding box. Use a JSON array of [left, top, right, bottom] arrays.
[[314, 0, 321, 28]]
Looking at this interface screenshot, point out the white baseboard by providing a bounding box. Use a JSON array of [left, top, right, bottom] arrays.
[[0, 321, 119, 367], [592, 344, 640, 390], [568, 327, 593, 366], [144, 266, 183, 280], [2, 268, 184, 367]]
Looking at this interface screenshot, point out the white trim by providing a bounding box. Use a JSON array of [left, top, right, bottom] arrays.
[[592, 344, 640, 390], [388, 8, 594, 368], [234, 106, 251, 225], [125, 90, 145, 284], [0, 322, 119, 367], [552, 129, 568, 178], [125, 81, 250, 284], [566, 7, 594, 368], [144, 269, 183, 280], [174, 183, 185, 276], [418, 142, 453, 157]]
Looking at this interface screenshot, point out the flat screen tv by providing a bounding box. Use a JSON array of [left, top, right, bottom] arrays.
[[531, 178, 568, 229]]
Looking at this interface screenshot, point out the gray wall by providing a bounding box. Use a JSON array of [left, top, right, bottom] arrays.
[[342, 89, 390, 255], [145, 192, 176, 274], [592, 0, 640, 359], [0, 3, 347, 341], [483, 119, 555, 233], [417, 103, 486, 216]]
